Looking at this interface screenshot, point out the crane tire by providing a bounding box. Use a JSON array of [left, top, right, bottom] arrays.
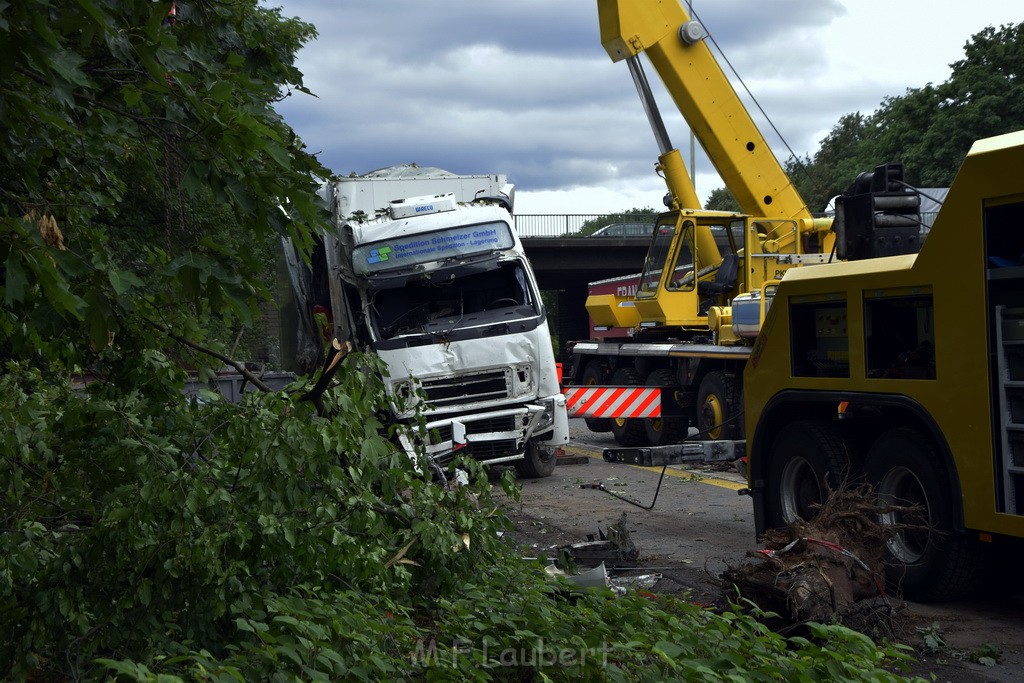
[[644, 368, 686, 446], [696, 371, 742, 440]]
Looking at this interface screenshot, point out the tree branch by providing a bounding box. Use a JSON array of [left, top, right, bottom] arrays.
[[146, 318, 272, 392]]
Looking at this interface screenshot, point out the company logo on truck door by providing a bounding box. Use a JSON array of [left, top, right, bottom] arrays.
[[367, 246, 392, 264]]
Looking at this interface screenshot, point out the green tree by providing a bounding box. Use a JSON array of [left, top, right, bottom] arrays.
[[576, 207, 659, 236], [798, 22, 1024, 205], [1, 0, 327, 374], [704, 187, 740, 212]]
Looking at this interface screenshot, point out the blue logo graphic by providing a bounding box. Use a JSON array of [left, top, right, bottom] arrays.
[[367, 246, 392, 264]]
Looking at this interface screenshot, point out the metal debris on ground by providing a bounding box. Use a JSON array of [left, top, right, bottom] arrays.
[[608, 573, 662, 595], [556, 512, 640, 567]]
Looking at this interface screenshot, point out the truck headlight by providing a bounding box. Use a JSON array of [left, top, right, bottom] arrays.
[[536, 397, 555, 430]]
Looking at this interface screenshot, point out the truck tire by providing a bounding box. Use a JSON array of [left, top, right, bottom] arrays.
[[644, 368, 686, 446], [864, 427, 987, 601], [696, 371, 742, 440], [609, 367, 647, 446], [514, 441, 557, 479], [581, 361, 612, 433], [765, 420, 850, 528]]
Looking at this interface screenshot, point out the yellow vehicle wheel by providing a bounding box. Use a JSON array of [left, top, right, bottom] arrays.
[[696, 371, 741, 440], [644, 368, 685, 446], [765, 420, 848, 528], [864, 427, 987, 601]]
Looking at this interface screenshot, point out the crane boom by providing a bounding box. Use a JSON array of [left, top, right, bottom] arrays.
[[598, 0, 811, 221]]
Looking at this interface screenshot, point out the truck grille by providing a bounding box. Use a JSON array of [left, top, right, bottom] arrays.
[[428, 415, 521, 463], [421, 369, 510, 408]]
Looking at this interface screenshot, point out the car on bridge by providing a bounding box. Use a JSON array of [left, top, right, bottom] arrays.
[[591, 222, 657, 237]]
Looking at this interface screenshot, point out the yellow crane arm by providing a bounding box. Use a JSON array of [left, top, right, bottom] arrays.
[[598, 0, 811, 221]]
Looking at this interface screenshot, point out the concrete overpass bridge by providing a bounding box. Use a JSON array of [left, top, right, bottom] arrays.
[[521, 236, 647, 362]]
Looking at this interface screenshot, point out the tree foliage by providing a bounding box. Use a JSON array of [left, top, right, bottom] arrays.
[[0, 0, 328, 373], [1, 355, 923, 681], [576, 207, 659, 236], [791, 22, 1024, 210], [704, 187, 740, 212]]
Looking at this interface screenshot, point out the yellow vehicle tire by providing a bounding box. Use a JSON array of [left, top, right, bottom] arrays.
[[644, 368, 686, 446]]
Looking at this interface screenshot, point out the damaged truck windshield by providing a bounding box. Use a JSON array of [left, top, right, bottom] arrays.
[[370, 259, 538, 344], [356, 221, 541, 347]]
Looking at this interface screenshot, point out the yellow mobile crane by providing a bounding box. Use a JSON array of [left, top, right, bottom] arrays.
[[569, 0, 865, 446]]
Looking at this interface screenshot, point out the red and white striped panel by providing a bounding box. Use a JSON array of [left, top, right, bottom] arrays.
[[563, 386, 661, 419]]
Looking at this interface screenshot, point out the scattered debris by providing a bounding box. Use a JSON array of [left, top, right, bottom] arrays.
[[720, 484, 906, 635], [608, 572, 662, 595], [556, 452, 590, 466], [556, 512, 640, 567]]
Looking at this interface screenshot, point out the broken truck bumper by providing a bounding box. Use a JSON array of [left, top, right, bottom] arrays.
[[398, 393, 569, 466]]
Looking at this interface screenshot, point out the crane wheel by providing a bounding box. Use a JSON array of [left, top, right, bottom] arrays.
[[644, 368, 686, 446], [696, 371, 742, 440]]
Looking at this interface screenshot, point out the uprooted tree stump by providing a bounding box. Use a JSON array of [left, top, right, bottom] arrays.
[[719, 484, 920, 636]]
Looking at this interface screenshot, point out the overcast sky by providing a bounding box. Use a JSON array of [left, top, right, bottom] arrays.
[[269, 0, 1021, 215]]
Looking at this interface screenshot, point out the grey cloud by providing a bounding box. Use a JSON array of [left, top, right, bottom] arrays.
[[269, 0, 855, 197]]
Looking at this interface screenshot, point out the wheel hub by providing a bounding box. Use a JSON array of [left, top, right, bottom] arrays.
[[701, 395, 724, 439]]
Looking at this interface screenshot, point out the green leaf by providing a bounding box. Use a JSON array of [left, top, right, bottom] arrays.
[[108, 268, 143, 296], [4, 253, 26, 305]]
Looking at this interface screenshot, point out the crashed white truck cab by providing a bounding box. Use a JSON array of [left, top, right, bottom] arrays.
[[321, 171, 569, 477]]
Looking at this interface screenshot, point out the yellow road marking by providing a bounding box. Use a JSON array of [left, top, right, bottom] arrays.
[[560, 445, 747, 491]]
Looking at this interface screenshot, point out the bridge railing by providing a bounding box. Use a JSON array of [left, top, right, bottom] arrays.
[[514, 212, 940, 238], [514, 214, 658, 238]]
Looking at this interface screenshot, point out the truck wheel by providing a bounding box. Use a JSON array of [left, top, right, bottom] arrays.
[[609, 367, 647, 446], [514, 441, 557, 479], [864, 427, 987, 601], [644, 368, 686, 446], [766, 420, 850, 528], [581, 361, 612, 433], [696, 371, 742, 440]]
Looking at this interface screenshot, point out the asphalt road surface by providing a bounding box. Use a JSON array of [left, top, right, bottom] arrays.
[[496, 418, 1024, 683]]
